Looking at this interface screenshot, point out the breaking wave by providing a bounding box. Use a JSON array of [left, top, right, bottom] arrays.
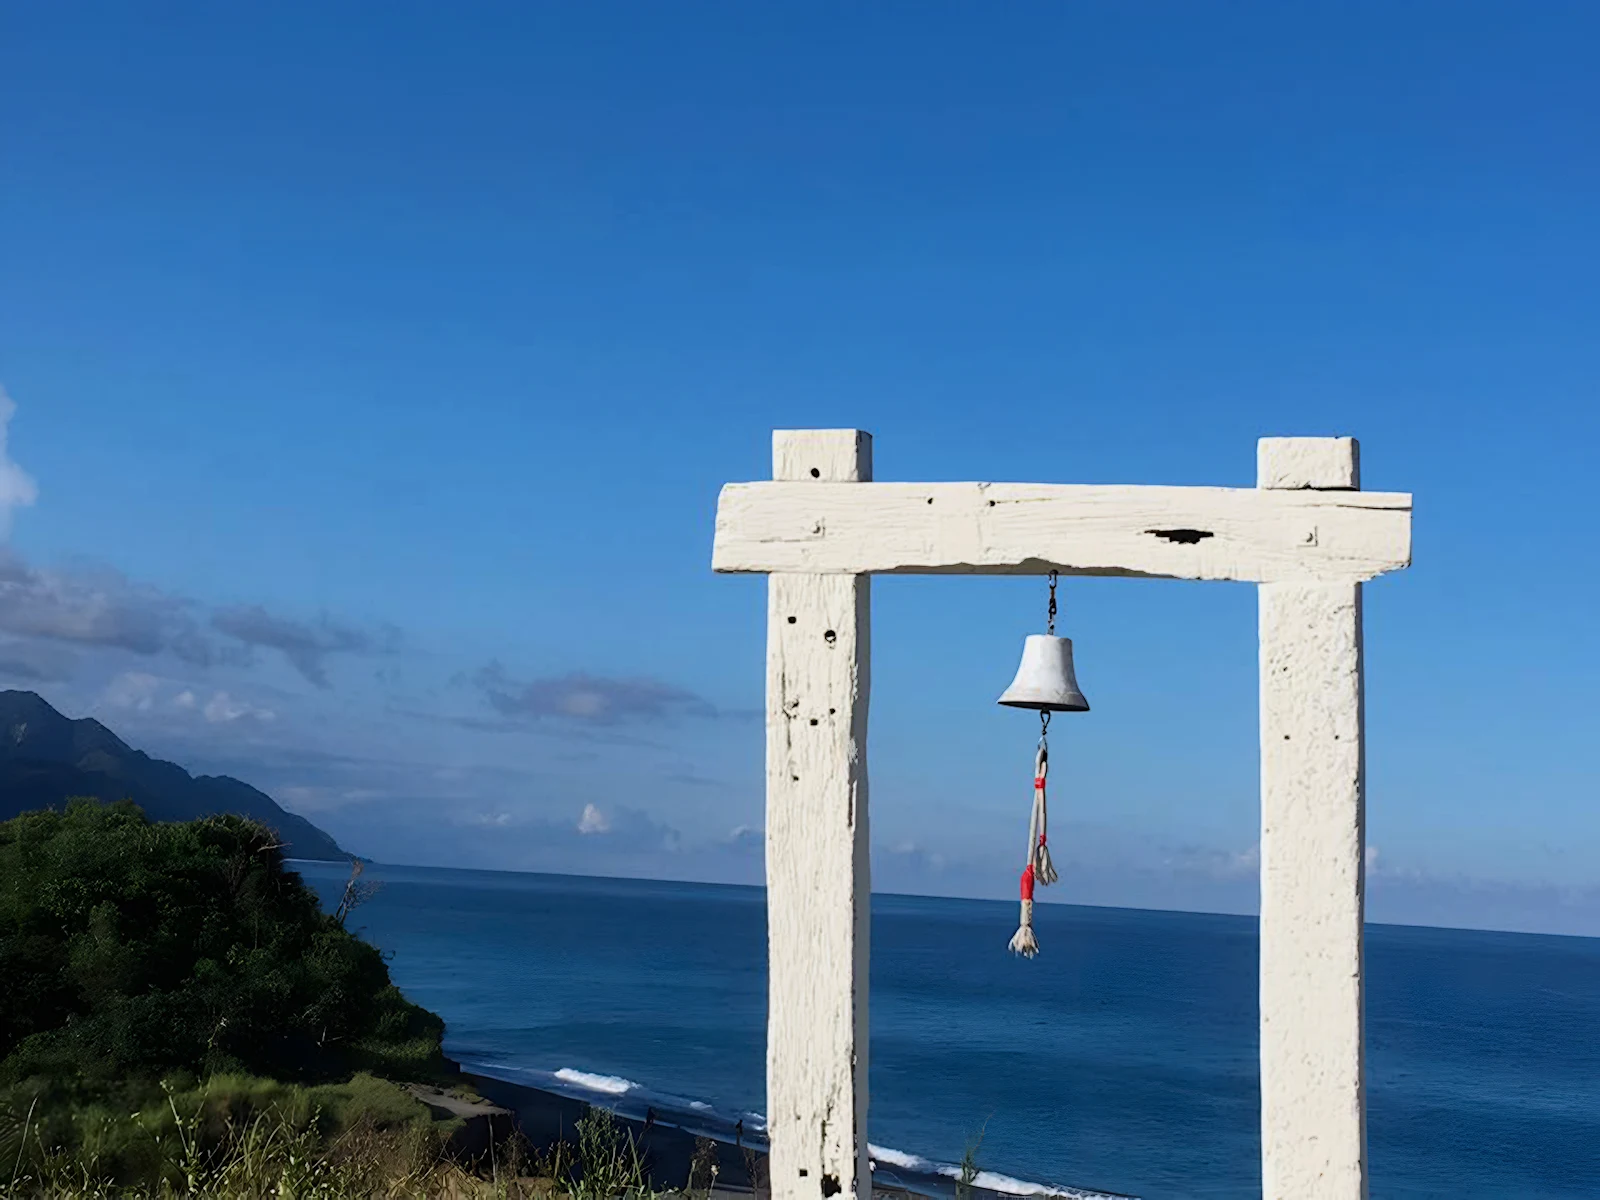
[[551, 1068, 639, 1095]]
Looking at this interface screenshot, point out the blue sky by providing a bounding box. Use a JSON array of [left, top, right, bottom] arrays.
[[2, 3, 1597, 934]]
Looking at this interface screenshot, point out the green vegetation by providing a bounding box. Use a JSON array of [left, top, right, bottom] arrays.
[[0, 800, 483, 1196], [570, 1110, 648, 1200], [0, 800, 443, 1089], [955, 1120, 987, 1200], [0, 1077, 662, 1198], [0, 1072, 468, 1197], [0, 800, 745, 1198]]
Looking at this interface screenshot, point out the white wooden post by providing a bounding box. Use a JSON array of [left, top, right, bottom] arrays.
[[765, 430, 872, 1200], [1258, 437, 1368, 1200]]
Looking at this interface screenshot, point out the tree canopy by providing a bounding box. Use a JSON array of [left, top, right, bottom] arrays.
[[0, 800, 444, 1089]]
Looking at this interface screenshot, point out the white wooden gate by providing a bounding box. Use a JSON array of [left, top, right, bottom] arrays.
[[713, 429, 1412, 1200]]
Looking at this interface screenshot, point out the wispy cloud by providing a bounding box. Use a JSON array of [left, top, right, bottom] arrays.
[[0, 639, 75, 682], [99, 672, 277, 725], [101, 670, 164, 712], [0, 545, 396, 690], [200, 689, 278, 724], [0, 552, 224, 662], [1162, 840, 1261, 881], [211, 605, 399, 688], [471, 662, 721, 725], [568, 802, 681, 851], [0, 400, 394, 691], [0, 386, 38, 539]]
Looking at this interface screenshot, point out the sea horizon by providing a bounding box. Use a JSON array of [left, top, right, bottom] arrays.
[[291, 856, 1600, 945]]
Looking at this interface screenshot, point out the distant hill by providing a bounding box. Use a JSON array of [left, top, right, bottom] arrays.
[[0, 690, 348, 860]]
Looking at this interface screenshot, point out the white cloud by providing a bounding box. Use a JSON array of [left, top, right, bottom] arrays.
[[0, 387, 38, 538], [203, 690, 276, 724], [883, 840, 947, 871], [577, 803, 611, 834], [275, 784, 383, 814], [100, 675, 277, 725], [102, 671, 163, 712]]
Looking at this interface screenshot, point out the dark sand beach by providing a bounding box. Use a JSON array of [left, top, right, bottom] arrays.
[[467, 1072, 764, 1193], [464, 1072, 1129, 1200]]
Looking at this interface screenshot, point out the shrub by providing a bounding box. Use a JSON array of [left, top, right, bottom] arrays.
[[0, 800, 447, 1089]]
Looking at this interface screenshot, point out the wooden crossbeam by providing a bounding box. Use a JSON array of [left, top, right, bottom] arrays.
[[713, 481, 1411, 583]]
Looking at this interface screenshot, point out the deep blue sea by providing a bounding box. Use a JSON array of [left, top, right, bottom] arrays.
[[296, 861, 1600, 1200]]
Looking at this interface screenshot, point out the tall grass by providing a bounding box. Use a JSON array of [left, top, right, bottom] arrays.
[[0, 1074, 506, 1199], [571, 1109, 650, 1200], [0, 1078, 681, 1200], [955, 1119, 988, 1200]]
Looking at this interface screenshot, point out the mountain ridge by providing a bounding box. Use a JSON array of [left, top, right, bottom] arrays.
[[0, 689, 348, 860]]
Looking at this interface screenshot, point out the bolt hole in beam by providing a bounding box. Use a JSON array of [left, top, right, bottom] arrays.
[[824, 629, 837, 643], [810, 467, 821, 478], [1147, 528, 1216, 544]]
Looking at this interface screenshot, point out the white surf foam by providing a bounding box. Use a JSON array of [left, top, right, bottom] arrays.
[[868, 1143, 933, 1171], [869, 1141, 1123, 1199], [689, 1101, 712, 1111], [552, 1068, 639, 1095], [937, 1164, 1123, 1199]]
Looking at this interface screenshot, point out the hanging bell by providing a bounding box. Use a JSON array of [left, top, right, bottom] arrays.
[[997, 634, 1090, 712]]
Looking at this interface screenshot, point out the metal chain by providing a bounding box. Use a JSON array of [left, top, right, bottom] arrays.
[[1041, 571, 1059, 743]]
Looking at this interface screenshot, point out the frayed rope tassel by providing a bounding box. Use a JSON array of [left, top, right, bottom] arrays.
[[1033, 838, 1058, 887], [1009, 866, 1039, 957], [1031, 743, 1059, 886]]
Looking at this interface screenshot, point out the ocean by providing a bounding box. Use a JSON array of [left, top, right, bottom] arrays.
[[295, 861, 1600, 1200]]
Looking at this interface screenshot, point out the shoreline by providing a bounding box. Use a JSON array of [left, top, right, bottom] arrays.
[[462, 1070, 1133, 1200], [465, 1072, 764, 1194]]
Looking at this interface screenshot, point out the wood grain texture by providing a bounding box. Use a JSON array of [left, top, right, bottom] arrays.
[[1257, 436, 1361, 490], [714, 481, 1410, 582], [1258, 439, 1368, 1200], [765, 430, 872, 1200]]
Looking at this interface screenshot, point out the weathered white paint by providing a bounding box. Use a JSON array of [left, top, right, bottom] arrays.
[[1259, 437, 1367, 1200], [765, 430, 872, 1200], [713, 480, 1410, 582], [715, 430, 1407, 1200], [1257, 436, 1361, 490]]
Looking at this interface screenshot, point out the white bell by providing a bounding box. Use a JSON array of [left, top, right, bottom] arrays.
[[997, 634, 1090, 712]]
